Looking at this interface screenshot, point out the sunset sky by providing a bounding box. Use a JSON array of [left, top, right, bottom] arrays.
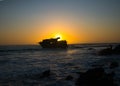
[[0, 0, 120, 45]]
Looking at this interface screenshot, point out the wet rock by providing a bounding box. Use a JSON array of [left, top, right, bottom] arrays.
[[98, 48, 113, 55], [98, 44, 120, 55], [65, 75, 73, 80], [88, 47, 94, 50], [113, 45, 120, 54], [40, 69, 51, 78], [75, 67, 117, 86], [110, 62, 119, 69], [25, 69, 51, 80]]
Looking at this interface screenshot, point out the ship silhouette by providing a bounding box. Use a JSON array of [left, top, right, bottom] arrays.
[[39, 37, 68, 48]]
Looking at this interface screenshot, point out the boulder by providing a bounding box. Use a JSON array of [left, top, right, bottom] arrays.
[[26, 69, 51, 80], [40, 69, 51, 78], [113, 45, 120, 54], [98, 48, 113, 55], [65, 75, 73, 80], [98, 44, 120, 55], [75, 67, 116, 86]]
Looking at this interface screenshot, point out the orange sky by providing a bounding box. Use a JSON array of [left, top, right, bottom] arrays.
[[0, 0, 120, 45]]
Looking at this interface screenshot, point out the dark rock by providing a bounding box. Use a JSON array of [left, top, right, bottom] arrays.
[[98, 44, 120, 55], [26, 69, 51, 80], [75, 67, 117, 86], [88, 48, 94, 50], [98, 48, 113, 55], [113, 45, 120, 54], [65, 75, 73, 80], [40, 69, 51, 78], [110, 62, 119, 69]]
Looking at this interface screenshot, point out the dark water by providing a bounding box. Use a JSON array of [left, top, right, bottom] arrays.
[[0, 44, 120, 86]]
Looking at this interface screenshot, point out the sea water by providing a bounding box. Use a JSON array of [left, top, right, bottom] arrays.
[[0, 44, 120, 86]]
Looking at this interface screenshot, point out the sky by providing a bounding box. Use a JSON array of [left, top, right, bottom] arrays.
[[0, 0, 120, 45]]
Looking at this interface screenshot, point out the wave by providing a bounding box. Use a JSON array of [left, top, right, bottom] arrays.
[[0, 45, 42, 52], [0, 43, 118, 53]]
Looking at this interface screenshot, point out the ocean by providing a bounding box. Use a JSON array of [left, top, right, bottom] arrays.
[[0, 44, 120, 86]]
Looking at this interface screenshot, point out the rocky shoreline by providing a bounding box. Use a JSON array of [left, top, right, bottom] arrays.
[[0, 44, 120, 86], [0, 60, 119, 86]]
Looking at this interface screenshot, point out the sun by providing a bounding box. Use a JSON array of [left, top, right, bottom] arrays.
[[54, 33, 63, 40]]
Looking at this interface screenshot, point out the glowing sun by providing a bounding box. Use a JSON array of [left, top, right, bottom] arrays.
[[54, 33, 63, 40]]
